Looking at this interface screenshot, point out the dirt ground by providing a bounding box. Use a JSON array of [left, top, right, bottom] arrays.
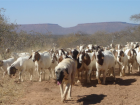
[[1, 66, 140, 105]]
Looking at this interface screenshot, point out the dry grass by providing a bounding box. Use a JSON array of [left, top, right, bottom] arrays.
[[0, 69, 51, 105], [0, 73, 25, 104]]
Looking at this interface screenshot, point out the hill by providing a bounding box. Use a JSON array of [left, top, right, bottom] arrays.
[[15, 22, 139, 35]]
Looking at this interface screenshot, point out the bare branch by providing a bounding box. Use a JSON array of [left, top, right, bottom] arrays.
[[130, 13, 140, 22]]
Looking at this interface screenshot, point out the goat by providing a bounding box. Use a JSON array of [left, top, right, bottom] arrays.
[[95, 50, 116, 84], [0, 57, 17, 78], [78, 51, 96, 83], [49, 53, 58, 79], [124, 49, 137, 73], [115, 44, 123, 50], [7, 56, 35, 82], [56, 49, 71, 63], [78, 44, 86, 52], [115, 50, 129, 76], [11, 52, 30, 59], [85, 44, 94, 53], [29, 50, 51, 82]]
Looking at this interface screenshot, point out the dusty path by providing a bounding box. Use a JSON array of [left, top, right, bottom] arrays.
[[3, 68, 140, 105]]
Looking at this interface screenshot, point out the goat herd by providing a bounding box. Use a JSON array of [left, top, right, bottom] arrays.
[[0, 41, 140, 102]]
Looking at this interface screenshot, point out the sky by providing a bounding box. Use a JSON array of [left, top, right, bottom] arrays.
[[0, 0, 140, 27]]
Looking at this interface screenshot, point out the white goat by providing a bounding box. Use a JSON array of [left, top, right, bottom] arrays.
[[116, 50, 129, 76], [85, 44, 93, 53], [0, 57, 16, 78], [95, 50, 116, 84], [124, 49, 137, 73], [78, 44, 86, 52], [136, 50, 140, 72], [29, 50, 51, 82], [78, 51, 96, 83], [7, 56, 35, 82], [115, 44, 123, 50], [110, 43, 115, 49], [49, 53, 58, 79], [11, 52, 30, 59]]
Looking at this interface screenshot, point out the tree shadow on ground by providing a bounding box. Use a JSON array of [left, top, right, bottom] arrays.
[[77, 94, 106, 105]]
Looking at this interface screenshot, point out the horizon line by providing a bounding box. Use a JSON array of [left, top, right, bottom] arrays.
[[16, 21, 139, 28]]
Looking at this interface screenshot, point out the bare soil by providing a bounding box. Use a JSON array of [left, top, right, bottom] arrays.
[[1, 67, 140, 105]]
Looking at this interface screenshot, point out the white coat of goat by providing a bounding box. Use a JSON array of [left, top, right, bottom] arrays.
[[95, 50, 116, 84], [29, 50, 52, 82], [116, 50, 129, 76], [78, 51, 96, 83], [0, 57, 16, 77], [49, 53, 58, 78], [7, 56, 35, 81], [124, 49, 137, 73]]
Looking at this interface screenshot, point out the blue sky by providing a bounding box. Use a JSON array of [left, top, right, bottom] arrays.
[[0, 0, 140, 27]]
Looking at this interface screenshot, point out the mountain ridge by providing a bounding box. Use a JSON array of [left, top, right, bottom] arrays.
[[15, 22, 139, 35]]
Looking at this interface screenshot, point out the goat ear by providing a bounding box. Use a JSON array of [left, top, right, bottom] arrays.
[[132, 49, 137, 56], [29, 55, 32, 59], [122, 52, 124, 57], [127, 50, 131, 56], [84, 53, 89, 60]]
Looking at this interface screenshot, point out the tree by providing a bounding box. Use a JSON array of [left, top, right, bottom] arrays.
[[0, 8, 16, 58], [130, 13, 140, 22]]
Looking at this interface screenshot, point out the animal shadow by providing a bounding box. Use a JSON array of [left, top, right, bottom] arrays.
[[115, 78, 136, 86], [106, 78, 136, 86], [76, 79, 97, 87], [125, 72, 140, 76], [80, 76, 115, 87], [77, 94, 106, 105]]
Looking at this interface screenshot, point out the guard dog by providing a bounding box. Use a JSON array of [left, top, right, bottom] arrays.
[[55, 58, 77, 102]]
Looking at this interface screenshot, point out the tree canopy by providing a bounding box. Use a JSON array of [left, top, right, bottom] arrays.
[[130, 13, 140, 22]]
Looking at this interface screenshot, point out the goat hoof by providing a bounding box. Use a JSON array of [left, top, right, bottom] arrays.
[[61, 98, 65, 103], [67, 97, 71, 100]]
